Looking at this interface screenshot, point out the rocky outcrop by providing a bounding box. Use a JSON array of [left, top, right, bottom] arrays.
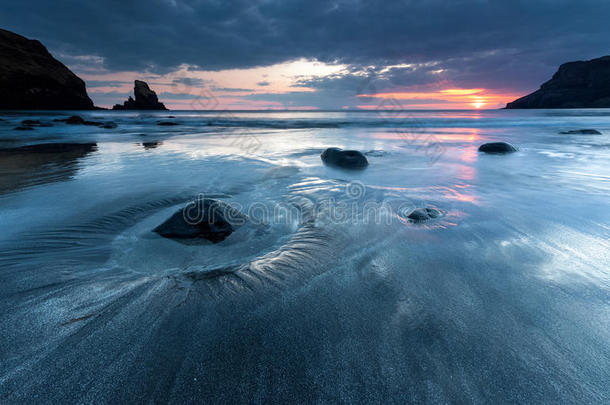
[[407, 208, 442, 223], [53, 115, 118, 129], [506, 56, 610, 109], [321, 147, 368, 169], [113, 80, 167, 110], [154, 199, 245, 243], [0, 28, 94, 110], [559, 129, 602, 135], [478, 142, 517, 154]]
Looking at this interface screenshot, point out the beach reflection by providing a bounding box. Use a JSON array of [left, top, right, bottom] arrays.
[[0, 143, 98, 194]]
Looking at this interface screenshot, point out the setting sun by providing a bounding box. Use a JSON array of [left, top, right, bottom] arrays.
[[472, 97, 485, 108], [358, 88, 520, 109]]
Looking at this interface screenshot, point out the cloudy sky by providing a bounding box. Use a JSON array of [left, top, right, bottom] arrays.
[[3, 0, 609, 109]]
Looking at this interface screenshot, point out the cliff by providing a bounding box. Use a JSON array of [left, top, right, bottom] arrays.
[[0, 28, 94, 110], [506, 56, 610, 109]]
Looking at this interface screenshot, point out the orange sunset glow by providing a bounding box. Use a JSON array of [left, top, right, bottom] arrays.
[[358, 88, 522, 109]]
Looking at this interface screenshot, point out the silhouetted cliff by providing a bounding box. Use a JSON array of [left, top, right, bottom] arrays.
[[506, 56, 610, 109], [0, 28, 94, 110]]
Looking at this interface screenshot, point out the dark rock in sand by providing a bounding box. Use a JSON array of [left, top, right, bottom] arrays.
[[157, 121, 179, 126], [154, 199, 245, 243], [113, 80, 168, 110], [506, 56, 610, 109], [142, 141, 162, 150], [0, 28, 94, 110], [321, 147, 368, 169], [478, 142, 517, 154], [407, 208, 442, 223], [559, 129, 602, 135], [14, 126, 34, 131]]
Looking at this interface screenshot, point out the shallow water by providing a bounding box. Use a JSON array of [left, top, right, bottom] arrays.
[[0, 109, 608, 403]]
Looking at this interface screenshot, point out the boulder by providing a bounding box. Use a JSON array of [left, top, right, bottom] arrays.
[[407, 208, 442, 223], [321, 147, 368, 169], [0, 28, 94, 110], [506, 56, 610, 109], [559, 129, 602, 135], [153, 199, 245, 243], [113, 80, 168, 110], [478, 142, 517, 154], [142, 141, 162, 149]]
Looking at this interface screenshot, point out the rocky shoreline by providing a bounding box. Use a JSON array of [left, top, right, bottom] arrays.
[[0, 28, 168, 111]]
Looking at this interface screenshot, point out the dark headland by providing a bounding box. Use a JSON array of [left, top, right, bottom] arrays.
[[0, 28, 168, 110], [506, 56, 610, 109], [0, 28, 94, 110]]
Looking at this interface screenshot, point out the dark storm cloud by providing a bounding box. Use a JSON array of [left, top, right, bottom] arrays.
[[2, 0, 609, 89]]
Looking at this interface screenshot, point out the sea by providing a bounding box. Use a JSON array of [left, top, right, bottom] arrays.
[[0, 109, 608, 403]]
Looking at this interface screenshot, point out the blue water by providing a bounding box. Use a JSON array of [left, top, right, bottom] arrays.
[[0, 109, 608, 403]]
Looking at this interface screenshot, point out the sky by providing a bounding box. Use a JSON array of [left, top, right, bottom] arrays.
[[3, 0, 610, 110]]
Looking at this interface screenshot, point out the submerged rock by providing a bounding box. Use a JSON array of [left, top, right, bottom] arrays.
[[154, 199, 245, 243], [478, 142, 517, 154], [113, 80, 168, 110], [157, 121, 179, 126], [21, 119, 52, 127], [54, 115, 98, 125], [0, 28, 95, 110], [321, 147, 368, 169], [53, 115, 117, 129], [407, 207, 442, 223], [559, 129, 602, 135], [14, 126, 34, 131]]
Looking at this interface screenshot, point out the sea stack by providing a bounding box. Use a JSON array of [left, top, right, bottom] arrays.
[[506, 56, 610, 109], [0, 28, 94, 110], [113, 80, 168, 110]]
